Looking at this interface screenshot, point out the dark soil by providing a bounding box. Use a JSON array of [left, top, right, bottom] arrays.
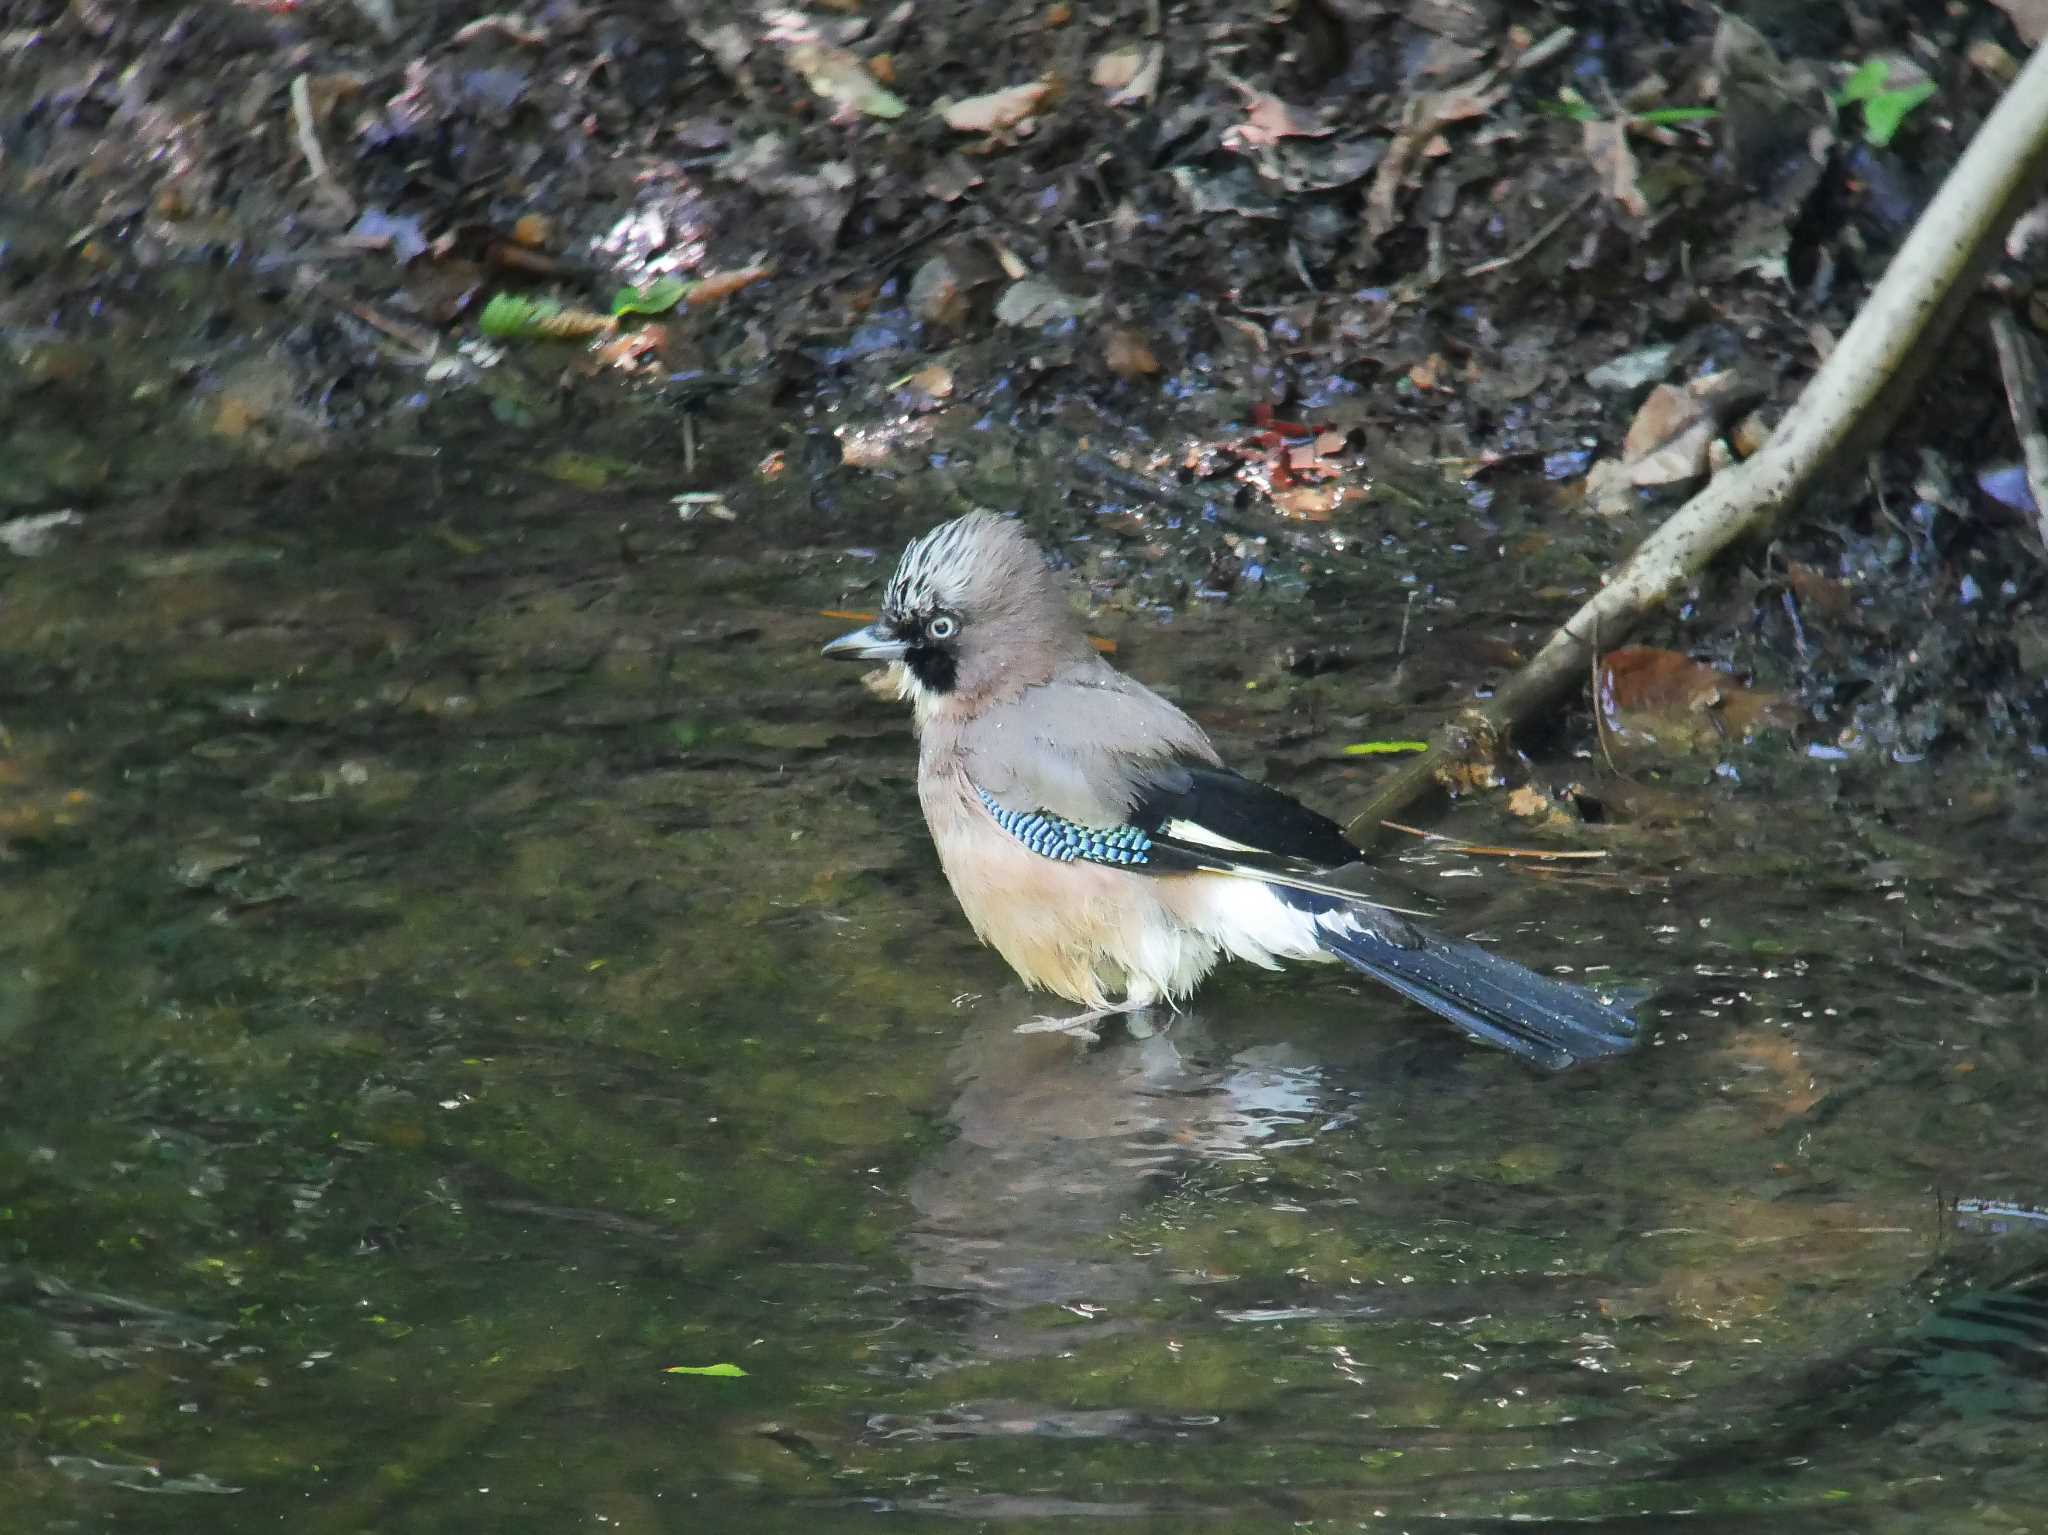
[[3, 0, 2045, 763]]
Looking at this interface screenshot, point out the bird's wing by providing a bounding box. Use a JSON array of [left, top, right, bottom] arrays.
[[958, 665, 1220, 827], [1130, 761, 1442, 914], [964, 752, 1430, 915], [958, 673, 1425, 910], [1128, 759, 1355, 867]]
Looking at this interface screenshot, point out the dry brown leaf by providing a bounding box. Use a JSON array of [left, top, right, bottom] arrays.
[[1426, 72, 1505, 124], [941, 80, 1052, 134], [1502, 785, 1580, 833], [1990, 0, 2048, 45], [1104, 327, 1160, 378], [1623, 374, 1759, 485], [687, 266, 773, 305], [1628, 423, 1716, 486], [595, 328, 663, 370], [1597, 647, 1795, 750], [788, 44, 908, 120], [1271, 484, 1364, 521], [523, 306, 616, 340], [922, 154, 985, 202], [1222, 80, 1332, 150], [994, 278, 1097, 326], [990, 242, 1029, 280], [1100, 44, 1162, 106], [1581, 457, 1637, 517], [1092, 46, 1143, 91], [1218, 315, 1268, 352], [1621, 383, 1703, 459], [1729, 409, 1771, 458], [839, 433, 896, 471], [909, 254, 969, 327], [1582, 117, 1647, 216], [1783, 560, 1851, 618], [1967, 38, 2021, 83], [907, 363, 954, 398], [1366, 70, 1504, 237]]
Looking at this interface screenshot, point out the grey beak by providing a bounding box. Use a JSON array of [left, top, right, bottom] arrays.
[[821, 622, 911, 662]]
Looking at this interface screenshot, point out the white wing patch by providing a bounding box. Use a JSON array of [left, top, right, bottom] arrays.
[[1159, 817, 1261, 853]]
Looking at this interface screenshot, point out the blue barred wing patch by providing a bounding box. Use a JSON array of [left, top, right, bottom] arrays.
[[976, 787, 1152, 867]]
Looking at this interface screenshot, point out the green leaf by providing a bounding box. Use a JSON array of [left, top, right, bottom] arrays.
[[1632, 106, 1719, 126], [1859, 82, 1935, 147], [1341, 741, 1430, 756], [1834, 58, 1889, 106], [476, 292, 614, 344], [612, 278, 692, 317], [1541, 96, 1602, 123], [665, 1362, 747, 1378], [479, 292, 559, 339]]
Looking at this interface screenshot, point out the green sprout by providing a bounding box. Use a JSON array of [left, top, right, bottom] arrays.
[[1835, 58, 1937, 148]]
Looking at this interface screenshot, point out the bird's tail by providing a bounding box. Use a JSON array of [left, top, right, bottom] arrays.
[[1306, 902, 1640, 1071]]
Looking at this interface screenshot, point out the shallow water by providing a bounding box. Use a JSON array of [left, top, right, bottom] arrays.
[[2, 446, 2044, 1532]]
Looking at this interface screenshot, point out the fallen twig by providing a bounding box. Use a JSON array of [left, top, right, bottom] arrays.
[[451, 13, 548, 48], [1988, 307, 2048, 555], [290, 73, 357, 220], [1462, 188, 1597, 278], [1345, 41, 2048, 843], [1380, 820, 1608, 860], [299, 272, 438, 360]]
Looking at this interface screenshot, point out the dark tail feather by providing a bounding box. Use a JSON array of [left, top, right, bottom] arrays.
[[1311, 910, 1640, 1071]]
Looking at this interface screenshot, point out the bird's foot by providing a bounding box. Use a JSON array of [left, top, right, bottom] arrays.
[[1015, 1004, 1131, 1043]]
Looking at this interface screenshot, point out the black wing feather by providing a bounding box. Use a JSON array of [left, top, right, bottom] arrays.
[[1128, 760, 1356, 867]]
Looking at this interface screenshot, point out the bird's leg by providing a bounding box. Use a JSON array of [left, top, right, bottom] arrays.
[[1122, 993, 1180, 1040], [1014, 998, 1146, 1043]]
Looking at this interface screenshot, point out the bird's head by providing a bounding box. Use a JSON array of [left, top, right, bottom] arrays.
[[822, 511, 1093, 716]]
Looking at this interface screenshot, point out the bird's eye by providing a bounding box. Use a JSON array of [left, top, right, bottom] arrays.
[[926, 614, 959, 641]]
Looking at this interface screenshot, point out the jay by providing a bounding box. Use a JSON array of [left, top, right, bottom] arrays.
[[823, 512, 1639, 1070]]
